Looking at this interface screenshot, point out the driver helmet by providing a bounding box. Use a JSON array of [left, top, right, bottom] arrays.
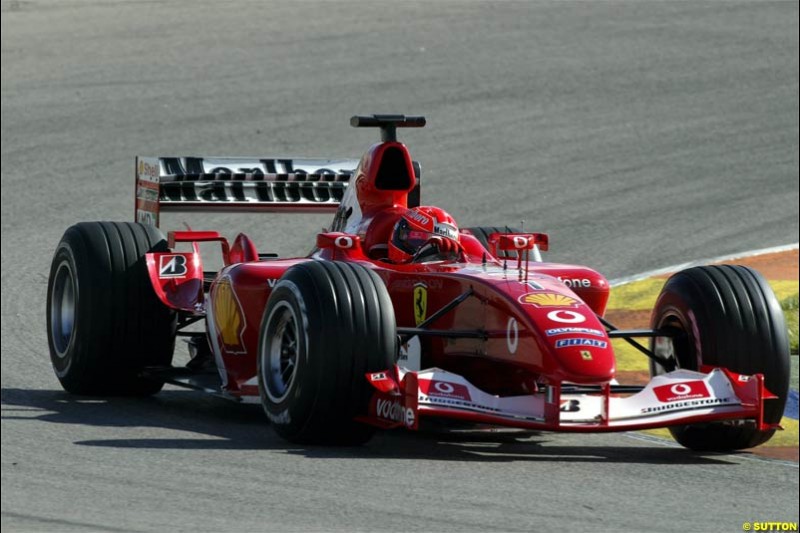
[[388, 206, 460, 263]]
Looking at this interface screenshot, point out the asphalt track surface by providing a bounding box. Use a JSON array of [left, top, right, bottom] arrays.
[[2, 1, 798, 532]]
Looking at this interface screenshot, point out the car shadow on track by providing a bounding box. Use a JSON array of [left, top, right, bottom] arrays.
[[2, 387, 741, 465]]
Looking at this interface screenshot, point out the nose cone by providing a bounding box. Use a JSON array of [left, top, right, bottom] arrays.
[[517, 292, 616, 383], [540, 320, 616, 383]]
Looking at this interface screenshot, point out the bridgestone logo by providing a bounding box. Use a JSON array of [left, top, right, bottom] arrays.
[[641, 397, 734, 414], [376, 398, 415, 427], [419, 394, 502, 413], [159, 254, 188, 278]]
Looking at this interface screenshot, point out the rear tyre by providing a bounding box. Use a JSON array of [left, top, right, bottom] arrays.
[[258, 261, 396, 445], [47, 222, 177, 396], [650, 265, 790, 451], [463, 226, 522, 259]]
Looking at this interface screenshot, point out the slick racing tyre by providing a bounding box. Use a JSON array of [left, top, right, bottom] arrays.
[[463, 226, 522, 260], [650, 265, 790, 451], [258, 261, 396, 445], [47, 222, 177, 396]]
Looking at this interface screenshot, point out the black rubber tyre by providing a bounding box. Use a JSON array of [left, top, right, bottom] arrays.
[[463, 226, 522, 259], [650, 265, 790, 451], [258, 261, 396, 445], [47, 222, 177, 395]]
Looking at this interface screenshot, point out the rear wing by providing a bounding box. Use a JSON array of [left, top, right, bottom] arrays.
[[135, 156, 423, 227]]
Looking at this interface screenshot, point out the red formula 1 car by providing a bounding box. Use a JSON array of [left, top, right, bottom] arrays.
[[47, 115, 790, 451]]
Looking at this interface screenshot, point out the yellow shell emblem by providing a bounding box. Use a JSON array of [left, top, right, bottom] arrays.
[[213, 278, 246, 352], [519, 292, 578, 307]]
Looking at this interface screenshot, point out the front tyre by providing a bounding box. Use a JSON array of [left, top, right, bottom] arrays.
[[258, 261, 396, 445], [47, 222, 177, 396], [650, 265, 790, 451]]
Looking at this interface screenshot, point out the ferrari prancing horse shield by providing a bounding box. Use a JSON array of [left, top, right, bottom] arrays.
[[413, 283, 427, 326]]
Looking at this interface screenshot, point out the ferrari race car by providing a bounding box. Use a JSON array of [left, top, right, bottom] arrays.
[[47, 115, 791, 450]]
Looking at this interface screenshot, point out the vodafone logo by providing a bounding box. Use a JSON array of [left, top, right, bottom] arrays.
[[653, 381, 710, 402], [546, 310, 586, 324], [375, 398, 415, 427], [434, 382, 454, 394], [334, 236, 354, 249], [513, 236, 529, 249], [506, 317, 519, 354], [419, 379, 472, 401], [671, 383, 692, 395]]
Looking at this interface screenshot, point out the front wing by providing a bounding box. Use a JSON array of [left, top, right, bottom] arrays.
[[360, 366, 778, 433]]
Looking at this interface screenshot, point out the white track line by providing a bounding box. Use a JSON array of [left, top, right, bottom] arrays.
[[613, 242, 799, 464], [609, 242, 799, 287]]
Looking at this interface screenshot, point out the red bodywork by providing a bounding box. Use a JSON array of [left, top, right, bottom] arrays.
[[142, 135, 776, 435]]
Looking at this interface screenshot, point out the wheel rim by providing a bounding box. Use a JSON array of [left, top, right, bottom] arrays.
[[651, 312, 693, 376], [50, 260, 76, 358], [261, 302, 300, 403]]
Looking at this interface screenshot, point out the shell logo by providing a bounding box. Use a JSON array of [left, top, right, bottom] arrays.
[[213, 278, 246, 353], [519, 292, 578, 308]]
